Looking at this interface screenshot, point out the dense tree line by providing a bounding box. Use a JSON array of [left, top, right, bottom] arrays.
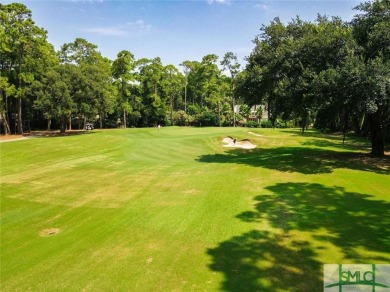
[[1, 3, 240, 135], [1, 1, 389, 156], [236, 0, 389, 156]]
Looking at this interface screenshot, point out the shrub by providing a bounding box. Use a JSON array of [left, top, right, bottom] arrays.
[[195, 111, 218, 127], [261, 120, 273, 128], [173, 110, 189, 126], [276, 120, 294, 128], [245, 121, 259, 128]]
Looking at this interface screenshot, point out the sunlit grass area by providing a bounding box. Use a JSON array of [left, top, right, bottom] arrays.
[[1, 127, 389, 291]]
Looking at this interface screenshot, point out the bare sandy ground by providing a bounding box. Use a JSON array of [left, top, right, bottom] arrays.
[[222, 136, 257, 149], [0, 135, 28, 143]]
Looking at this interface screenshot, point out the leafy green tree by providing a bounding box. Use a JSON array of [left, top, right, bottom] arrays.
[[1, 3, 57, 133], [162, 64, 184, 126], [33, 65, 75, 133], [59, 39, 114, 129], [181, 60, 202, 107], [239, 104, 251, 118], [59, 38, 99, 65], [360, 57, 390, 156], [112, 50, 136, 128], [351, 0, 390, 156], [221, 52, 240, 126], [238, 15, 357, 133], [81, 57, 115, 129], [236, 17, 289, 127], [0, 77, 15, 134], [314, 53, 367, 142], [199, 54, 221, 108], [136, 57, 166, 126], [180, 60, 193, 114]]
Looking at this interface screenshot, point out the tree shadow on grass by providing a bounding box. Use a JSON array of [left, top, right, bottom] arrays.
[[300, 139, 371, 152], [207, 183, 390, 291], [24, 130, 96, 138], [283, 129, 389, 151], [197, 147, 390, 175], [281, 129, 360, 141], [237, 183, 390, 260], [208, 230, 322, 292]]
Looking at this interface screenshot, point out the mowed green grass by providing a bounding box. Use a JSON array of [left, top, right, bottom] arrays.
[[1, 127, 389, 291]]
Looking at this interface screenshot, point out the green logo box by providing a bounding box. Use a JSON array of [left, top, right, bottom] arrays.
[[324, 264, 390, 292]]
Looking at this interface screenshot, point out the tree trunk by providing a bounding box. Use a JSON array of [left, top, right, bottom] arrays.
[[301, 116, 306, 134], [99, 112, 103, 129], [17, 96, 23, 134], [368, 112, 384, 157], [1, 112, 11, 135], [171, 94, 174, 126], [123, 109, 127, 128], [121, 80, 126, 128], [184, 82, 187, 114], [17, 45, 24, 134], [60, 117, 67, 133], [342, 112, 349, 144], [26, 119, 31, 133], [68, 116, 72, 131], [359, 113, 365, 133], [218, 102, 221, 127], [47, 118, 51, 131], [232, 83, 236, 127], [5, 92, 11, 134], [232, 97, 236, 127]]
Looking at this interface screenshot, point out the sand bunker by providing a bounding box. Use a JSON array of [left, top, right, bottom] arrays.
[[222, 137, 256, 149], [222, 136, 234, 144]]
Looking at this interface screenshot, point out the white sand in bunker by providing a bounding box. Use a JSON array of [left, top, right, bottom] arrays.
[[222, 137, 257, 149]]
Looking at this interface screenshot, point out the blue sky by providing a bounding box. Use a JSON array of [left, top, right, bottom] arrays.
[[5, 0, 362, 68]]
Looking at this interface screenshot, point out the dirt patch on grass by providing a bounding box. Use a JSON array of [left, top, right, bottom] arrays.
[[183, 189, 200, 195], [146, 257, 153, 264], [0, 135, 28, 143], [25, 130, 94, 138], [1, 130, 95, 142], [39, 228, 60, 237]]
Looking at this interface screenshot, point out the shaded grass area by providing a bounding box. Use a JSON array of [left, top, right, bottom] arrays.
[[208, 230, 322, 291], [200, 130, 390, 291], [1, 127, 389, 291], [207, 183, 390, 291], [197, 147, 390, 175]]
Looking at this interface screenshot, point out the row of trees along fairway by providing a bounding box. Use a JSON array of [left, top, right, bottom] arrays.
[[1, 3, 242, 135], [235, 0, 389, 156], [1, 1, 389, 156]]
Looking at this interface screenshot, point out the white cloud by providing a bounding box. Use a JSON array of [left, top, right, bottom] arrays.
[[126, 20, 152, 34], [254, 4, 268, 10], [207, 0, 230, 5], [82, 20, 152, 37], [254, 2, 274, 12], [82, 27, 127, 36]]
